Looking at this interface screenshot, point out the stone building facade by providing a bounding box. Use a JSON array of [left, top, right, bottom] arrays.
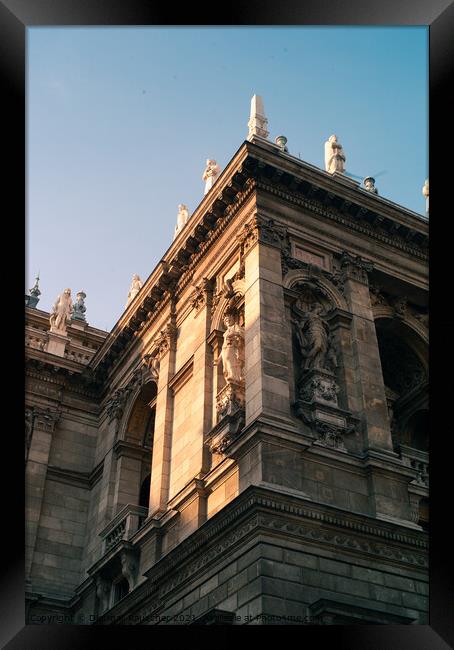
[[25, 136, 429, 625]]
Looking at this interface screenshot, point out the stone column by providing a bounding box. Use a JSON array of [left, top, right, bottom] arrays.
[[241, 215, 292, 425], [187, 278, 215, 478], [339, 252, 393, 452], [148, 322, 177, 516], [25, 406, 61, 582]]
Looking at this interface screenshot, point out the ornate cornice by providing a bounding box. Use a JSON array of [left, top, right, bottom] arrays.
[[255, 179, 428, 260]]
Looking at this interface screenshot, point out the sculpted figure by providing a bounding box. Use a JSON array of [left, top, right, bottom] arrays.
[[72, 291, 87, 321], [363, 176, 378, 194], [296, 304, 331, 371], [220, 313, 245, 383], [202, 159, 221, 195], [49, 288, 73, 333], [324, 134, 346, 174], [126, 274, 143, 307], [173, 204, 189, 239]]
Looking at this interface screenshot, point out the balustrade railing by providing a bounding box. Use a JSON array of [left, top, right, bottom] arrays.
[[100, 504, 148, 553], [400, 445, 429, 487]]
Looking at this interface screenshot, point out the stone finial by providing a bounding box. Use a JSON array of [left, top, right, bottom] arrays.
[[422, 179, 429, 214], [72, 291, 87, 321], [324, 134, 346, 174], [126, 274, 143, 308], [247, 94, 269, 141], [202, 159, 221, 195], [275, 135, 288, 152], [27, 273, 41, 309], [363, 176, 378, 195], [49, 288, 73, 334], [173, 203, 189, 240]]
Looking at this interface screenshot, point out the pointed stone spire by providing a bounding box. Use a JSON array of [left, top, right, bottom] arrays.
[[247, 95, 269, 141], [27, 273, 41, 308]]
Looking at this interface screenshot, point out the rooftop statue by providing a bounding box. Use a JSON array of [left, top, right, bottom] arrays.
[[202, 159, 221, 195], [49, 288, 73, 334], [363, 176, 378, 194], [324, 134, 346, 175], [126, 274, 143, 308], [72, 291, 87, 322], [173, 204, 189, 240], [422, 179, 429, 213]]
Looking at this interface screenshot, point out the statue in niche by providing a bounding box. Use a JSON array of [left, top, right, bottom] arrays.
[[220, 311, 245, 384], [49, 288, 73, 334], [126, 274, 143, 307], [324, 134, 346, 174], [295, 303, 337, 372], [202, 159, 221, 195]]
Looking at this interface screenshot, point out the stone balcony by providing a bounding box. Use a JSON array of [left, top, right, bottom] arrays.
[[400, 445, 429, 487], [100, 504, 148, 554]]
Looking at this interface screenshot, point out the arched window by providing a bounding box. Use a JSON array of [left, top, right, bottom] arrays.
[[121, 381, 157, 511]]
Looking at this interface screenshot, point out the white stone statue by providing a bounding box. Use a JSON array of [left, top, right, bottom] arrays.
[[173, 204, 189, 239], [49, 288, 73, 334], [324, 135, 346, 174], [126, 274, 143, 307], [202, 159, 221, 195], [422, 179, 429, 213], [220, 313, 245, 384]]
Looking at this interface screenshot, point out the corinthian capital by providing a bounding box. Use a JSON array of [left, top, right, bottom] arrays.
[[237, 215, 286, 253]]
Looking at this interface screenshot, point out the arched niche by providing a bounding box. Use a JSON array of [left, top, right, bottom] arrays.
[[114, 381, 157, 514], [284, 269, 348, 311], [211, 278, 245, 333], [123, 381, 157, 447]]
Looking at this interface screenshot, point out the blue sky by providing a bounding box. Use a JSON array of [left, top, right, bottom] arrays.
[[27, 27, 428, 331]]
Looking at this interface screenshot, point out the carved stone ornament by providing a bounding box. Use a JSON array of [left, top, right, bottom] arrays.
[[190, 277, 215, 313], [369, 284, 389, 307], [216, 381, 245, 421], [121, 550, 139, 590], [299, 373, 339, 406], [143, 351, 160, 382], [95, 576, 111, 614], [238, 215, 286, 253], [153, 322, 178, 360], [32, 406, 61, 432], [339, 251, 374, 286], [106, 387, 132, 423], [392, 296, 408, 318], [313, 421, 347, 450]]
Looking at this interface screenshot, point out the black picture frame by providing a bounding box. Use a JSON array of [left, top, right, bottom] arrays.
[[4, 0, 453, 647]]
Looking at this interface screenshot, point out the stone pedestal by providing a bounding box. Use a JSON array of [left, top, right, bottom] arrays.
[[45, 331, 68, 357]]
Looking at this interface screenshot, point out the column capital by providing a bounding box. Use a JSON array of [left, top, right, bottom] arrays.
[[339, 251, 374, 285], [237, 214, 286, 254]]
